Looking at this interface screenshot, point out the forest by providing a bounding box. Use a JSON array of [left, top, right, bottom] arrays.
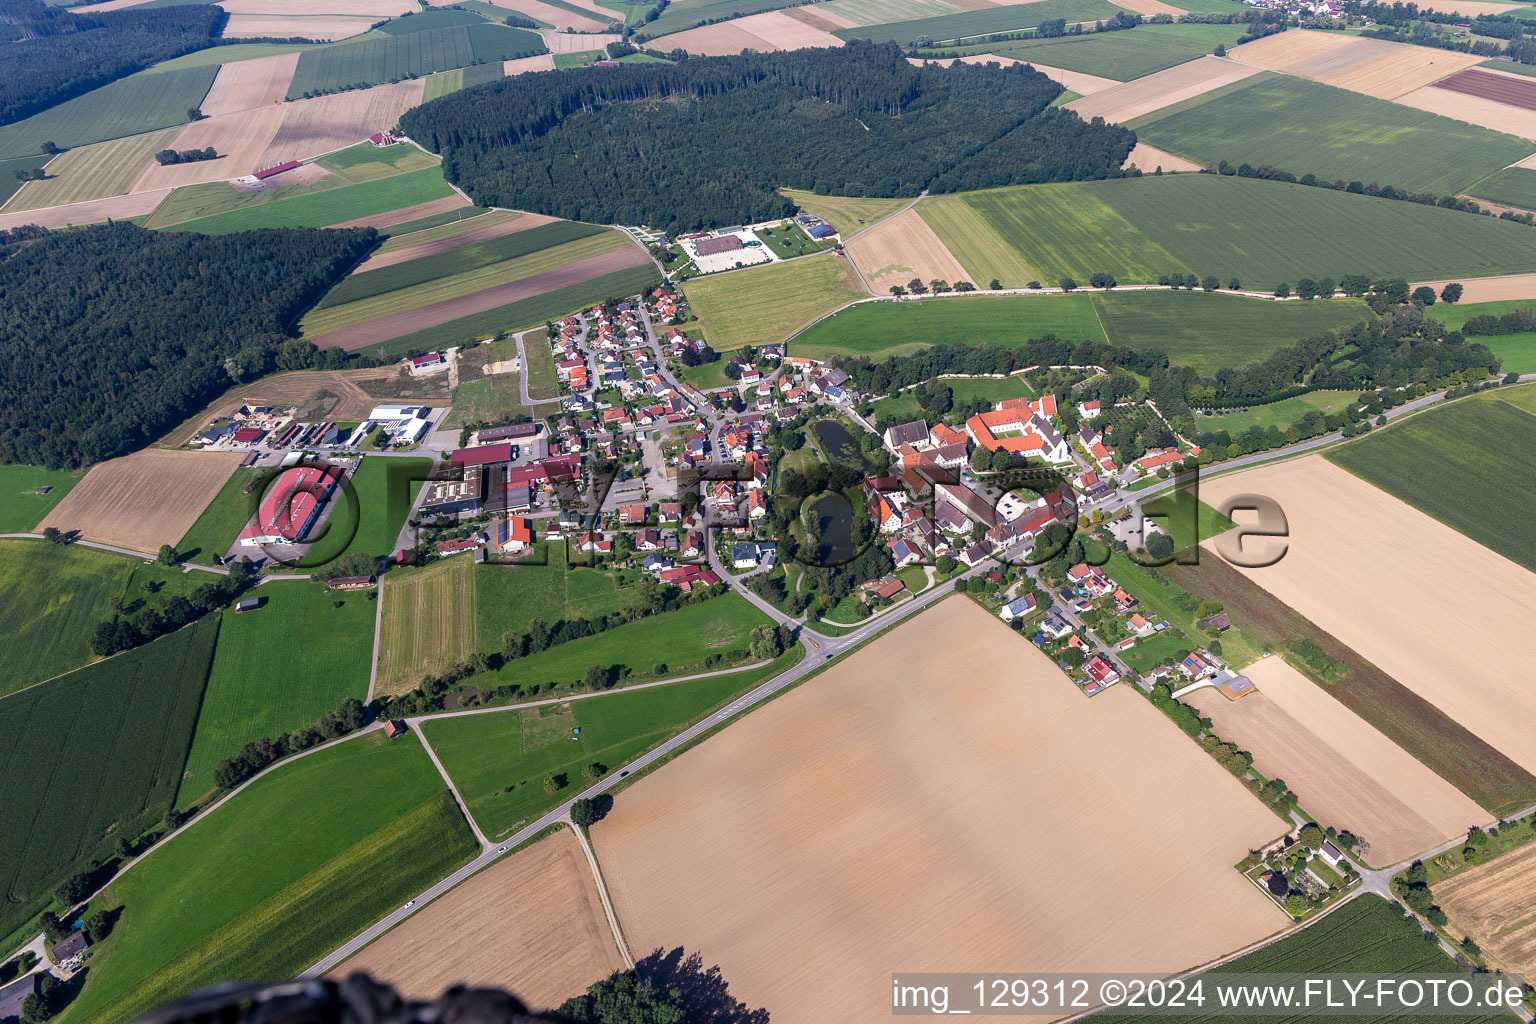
[[0, 0, 224, 127], [0, 222, 376, 468], [401, 42, 1137, 231]]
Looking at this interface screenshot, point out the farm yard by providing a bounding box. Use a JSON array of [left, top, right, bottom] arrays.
[[38, 449, 244, 553], [683, 252, 868, 353], [1201, 456, 1536, 779], [0, 619, 218, 945], [843, 206, 969, 290], [0, 540, 139, 695], [913, 193, 1036, 288], [176, 582, 377, 807], [376, 557, 477, 697], [335, 826, 624, 1007], [1187, 658, 1488, 866], [1435, 841, 1536, 976], [591, 597, 1286, 1024], [62, 733, 478, 1024]]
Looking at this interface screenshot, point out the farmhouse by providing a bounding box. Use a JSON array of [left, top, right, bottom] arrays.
[[327, 575, 375, 590], [496, 516, 536, 552], [52, 932, 88, 961], [238, 464, 340, 546]]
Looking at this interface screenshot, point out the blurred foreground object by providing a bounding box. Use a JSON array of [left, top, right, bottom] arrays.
[[133, 974, 558, 1024]]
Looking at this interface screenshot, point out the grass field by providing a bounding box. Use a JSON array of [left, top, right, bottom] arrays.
[[1135, 75, 1531, 196], [873, 375, 1033, 422], [377, 557, 476, 696], [287, 23, 544, 97], [0, 619, 218, 944], [144, 177, 343, 229], [920, 22, 1245, 80], [1468, 166, 1536, 211], [1327, 387, 1536, 573], [63, 732, 477, 1024], [314, 140, 441, 183], [831, 0, 1122, 44], [0, 540, 140, 696], [473, 552, 636, 652], [780, 189, 908, 233], [299, 457, 432, 568], [1197, 389, 1360, 434], [146, 43, 316, 71], [422, 653, 796, 839], [0, 464, 82, 532], [175, 468, 259, 565], [176, 583, 376, 807], [952, 174, 1536, 291], [375, 208, 516, 252], [916, 194, 1037, 288], [791, 292, 1104, 360], [161, 167, 455, 235], [684, 253, 867, 352], [423, 67, 464, 99], [445, 365, 528, 427], [4, 127, 181, 211], [0, 65, 218, 160], [1431, 298, 1536, 373]]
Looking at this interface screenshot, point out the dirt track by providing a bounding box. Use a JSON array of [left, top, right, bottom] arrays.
[[39, 449, 244, 551], [593, 597, 1286, 1024], [356, 213, 558, 272], [309, 246, 652, 350]]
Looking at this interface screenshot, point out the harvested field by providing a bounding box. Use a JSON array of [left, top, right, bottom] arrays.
[[223, 15, 380, 39], [1436, 841, 1536, 975], [257, 80, 428, 168], [377, 556, 476, 696], [649, 10, 844, 53], [217, 0, 415, 14], [844, 206, 969, 288], [783, 4, 858, 29], [326, 194, 470, 229], [357, 212, 557, 271], [915, 193, 1037, 286], [492, 0, 611, 30], [1066, 55, 1261, 123], [3, 128, 179, 211], [1397, 82, 1536, 139], [930, 53, 1120, 93], [504, 53, 557, 74], [1226, 27, 1359, 73], [1229, 30, 1496, 99], [1200, 456, 1536, 779], [0, 188, 169, 230], [1406, 273, 1536, 302], [310, 245, 651, 350], [1187, 658, 1488, 867], [335, 828, 623, 1007], [545, 30, 623, 50], [1421, 0, 1527, 11], [1111, 0, 1184, 13], [1319, 45, 1482, 99], [39, 450, 244, 553], [132, 104, 289, 191], [593, 598, 1287, 1023], [199, 52, 302, 117], [1123, 140, 1201, 172]]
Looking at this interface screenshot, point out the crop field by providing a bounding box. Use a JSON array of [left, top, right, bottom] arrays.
[[0, 540, 139, 696], [1188, 658, 1488, 866], [914, 194, 1036, 287], [298, 456, 432, 567], [377, 557, 477, 696], [1468, 167, 1536, 211], [830, 0, 1123, 45], [424, 654, 794, 840], [1226, 30, 1485, 99], [38, 450, 244, 554], [1086, 290, 1375, 372], [130, 104, 294, 193], [1063, 55, 1262, 124], [287, 23, 544, 96], [639, 0, 819, 37], [592, 598, 1285, 1023], [4, 128, 180, 211], [1134, 75, 1531, 195], [1202, 455, 1536, 780], [780, 188, 906, 232], [495, 0, 613, 31], [176, 582, 376, 807], [374, 208, 518, 252], [222, 15, 383, 39], [146, 43, 317, 71], [647, 10, 841, 53], [473, 554, 635, 652], [845, 206, 969, 290], [954, 174, 1536, 290], [66, 733, 477, 1024], [200, 52, 302, 117], [1436, 841, 1536, 975], [163, 166, 454, 234], [791, 292, 1105, 360], [684, 252, 867, 351], [370, 202, 490, 238], [1198, 389, 1359, 434], [0, 618, 218, 943], [0, 464, 82, 532], [257, 80, 429, 168], [0, 65, 218, 161], [1397, 68, 1536, 140], [337, 826, 622, 1006], [926, 23, 1247, 81]]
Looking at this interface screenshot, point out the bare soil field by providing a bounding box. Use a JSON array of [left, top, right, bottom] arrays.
[[1407, 274, 1536, 302], [1317, 45, 1482, 99], [326, 194, 471, 229], [1435, 841, 1536, 975], [783, 4, 858, 30], [310, 245, 651, 350], [504, 54, 557, 74], [3, 128, 180, 211], [377, 556, 475, 695], [132, 104, 290, 191], [223, 15, 381, 38], [545, 30, 623, 51], [1226, 28, 1359, 73], [592, 597, 1287, 1024], [489, 0, 611, 30], [0, 188, 169, 231], [39, 449, 244, 552], [336, 827, 623, 1008], [1436, 66, 1536, 109], [1201, 456, 1536, 778], [1187, 658, 1488, 867], [1066, 56, 1261, 124], [650, 10, 843, 53], [845, 206, 969, 288], [357, 213, 557, 272], [200, 52, 302, 117], [1123, 140, 1201, 172], [257, 80, 428, 168]]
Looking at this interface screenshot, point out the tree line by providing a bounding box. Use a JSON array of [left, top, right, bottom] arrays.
[[0, 0, 224, 129], [401, 42, 1135, 232], [0, 222, 376, 468], [154, 146, 218, 165]]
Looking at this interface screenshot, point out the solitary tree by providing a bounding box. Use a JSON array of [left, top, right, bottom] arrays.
[[1440, 282, 1463, 304], [41, 526, 64, 544], [1411, 285, 1438, 306], [1059, 276, 1077, 292], [156, 543, 177, 566], [571, 797, 599, 828], [1273, 282, 1291, 299]]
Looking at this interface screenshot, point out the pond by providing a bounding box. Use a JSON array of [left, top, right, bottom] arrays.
[[799, 491, 858, 568], [809, 418, 865, 469]]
